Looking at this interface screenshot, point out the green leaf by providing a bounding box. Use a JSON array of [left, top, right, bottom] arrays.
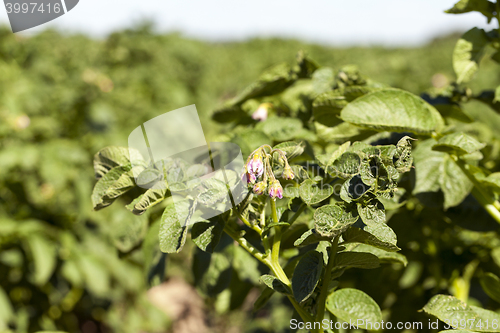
[[341, 227, 400, 251], [446, 0, 495, 20], [260, 275, 292, 295], [480, 272, 500, 303], [330, 152, 361, 178], [93, 146, 136, 179], [433, 132, 486, 155], [334, 251, 380, 269], [340, 175, 369, 203], [78, 253, 110, 296], [191, 219, 225, 253], [159, 201, 189, 253], [326, 288, 382, 329], [340, 89, 444, 135], [413, 139, 472, 209], [314, 204, 359, 238], [357, 199, 386, 225], [292, 251, 323, 303], [423, 294, 500, 332], [394, 136, 414, 173], [92, 164, 135, 210], [256, 117, 303, 142], [294, 229, 332, 247], [127, 187, 168, 215], [230, 62, 296, 105], [348, 243, 407, 266], [25, 235, 56, 286], [453, 28, 490, 84], [273, 141, 306, 160], [299, 179, 333, 206], [312, 91, 347, 126]]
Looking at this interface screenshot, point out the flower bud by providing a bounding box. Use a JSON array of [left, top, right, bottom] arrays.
[[253, 181, 267, 195], [243, 172, 256, 184], [268, 180, 283, 199], [252, 103, 269, 121], [282, 165, 294, 180], [247, 150, 264, 177]]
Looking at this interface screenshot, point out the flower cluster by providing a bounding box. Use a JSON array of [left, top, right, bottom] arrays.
[[243, 146, 295, 199]]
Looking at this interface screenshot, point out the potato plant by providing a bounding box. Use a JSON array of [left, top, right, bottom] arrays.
[[91, 2, 500, 332]]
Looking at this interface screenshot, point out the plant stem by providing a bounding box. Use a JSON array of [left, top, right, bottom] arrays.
[[225, 211, 315, 324], [315, 236, 339, 324], [237, 211, 263, 235], [223, 224, 270, 265], [268, 198, 316, 324]]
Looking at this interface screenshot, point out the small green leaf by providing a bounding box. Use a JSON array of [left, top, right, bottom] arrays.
[[127, 187, 168, 215], [483, 172, 500, 191], [191, 219, 225, 253], [292, 251, 323, 303], [299, 179, 333, 205], [334, 251, 380, 269], [342, 227, 400, 251], [93, 146, 139, 179], [433, 132, 486, 155], [260, 275, 292, 295], [273, 141, 306, 160], [326, 289, 382, 329], [480, 272, 500, 303], [159, 201, 189, 253], [423, 294, 500, 332], [453, 28, 490, 84], [92, 164, 134, 210], [357, 199, 386, 226], [314, 204, 358, 238], [330, 152, 361, 178], [340, 89, 444, 135]]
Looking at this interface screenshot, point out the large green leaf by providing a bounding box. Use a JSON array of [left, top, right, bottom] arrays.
[[291, 250, 323, 303], [312, 90, 347, 126], [413, 139, 472, 209], [326, 288, 382, 329], [314, 203, 359, 238], [334, 251, 380, 269], [348, 243, 407, 266], [159, 201, 189, 253], [299, 179, 333, 205], [433, 132, 486, 156], [341, 226, 400, 251], [340, 89, 444, 135], [423, 294, 500, 332], [453, 28, 490, 84], [294, 229, 332, 247]]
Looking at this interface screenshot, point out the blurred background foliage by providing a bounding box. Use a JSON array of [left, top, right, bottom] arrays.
[[2, 22, 500, 333]]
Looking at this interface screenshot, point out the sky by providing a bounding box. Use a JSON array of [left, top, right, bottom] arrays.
[[0, 0, 498, 46]]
